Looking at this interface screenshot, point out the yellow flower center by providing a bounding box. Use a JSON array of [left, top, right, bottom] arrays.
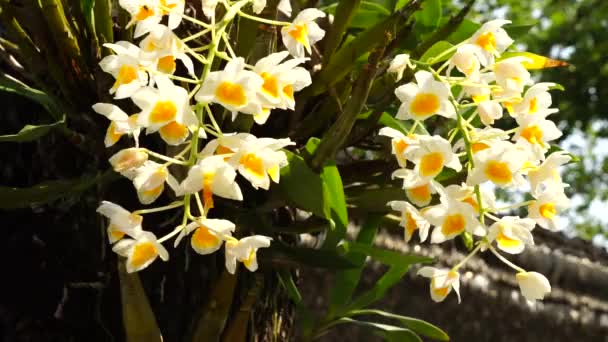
[[160, 0, 177, 14], [520, 125, 543, 145], [408, 184, 431, 203], [471, 142, 490, 153], [150, 101, 177, 124], [472, 94, 489, 104], [529, 97, 538, 114], [142, 184, 164, 197], [215, 82, 247, 107], [410, 93, 440, 118], [405, 212, 418, 237], [130, 242, 157, 268], [110, 229, 125, 241], [539, 202, 556, 219], [441, 214, 466, 236], [484, 160, 513, 185], [113, 65, 138, 89], [260, 72, 279, 98], [394, 139, 409, 155], [192, 226, 219, 249], [241, 248, 257, 268], [288, 24, 309, 47], [202, 172, 214, 210], [159, 121, 188, 143], [240, 153, 266, 179], [496, 230, 522, 249], [420, 152, 444, 177], [282, 85, 294, 100], [106, 122, 123, 145], [431, 279, 450, 298], [475, 31, 496, 52], [461, 196, 479, 213], [157, 55, 176, 74], [135, 5, 155, 21]]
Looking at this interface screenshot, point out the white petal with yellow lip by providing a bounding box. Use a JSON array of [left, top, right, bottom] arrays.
[[467, 19, 513, 66], [494, 57, 531, 96], [253, 51, 311, 111], [418, 267, 461, 303], [99, 42, 149, 99], [448, 44, 480, 79], [179, 155, 243, 205], [513, 116, 562, 160], [391, 169, 436, 207], [527, 151, 570, 197], [488, 216, 535, 254], [467, 141, 528, 188], [113, 231, 168, 273], [408, 135, 461, 180], [395, 70, 454, 121], [280, 8, 326, 58], [174, 219, 235, 254], [119, 0, 163, 38], [228, 137, 293, 190], [528, 188, 569, 231], [388, 201, 430, 242], [513, 82, 557, 119], [196, 58, 264, 115], [133, 75, 193, 131], [97, 201, 143, 243], [379, 127, 417, 167], [224, 235, 272, 274]]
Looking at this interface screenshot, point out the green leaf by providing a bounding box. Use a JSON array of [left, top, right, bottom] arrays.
[[280, 150, 331, 219], [420, 40, 455, 64], [348, 309, 449, 341], [321, 160, 348, 248], [265, 242, 357, 269], [346, 185, 405, 212], [333, 318, 422, 342], [340, 242, 432, 266], [504, 23, 536, 39], [191, 270, 237, 342], [446, 19, 480, 43], [414, 0, 442, 30], [349, 1, 391, 29], [377, 112, 411, 135], [0, 117, 65, 142], [0, 171, 114, 209], [81, 0, 96, 37], [0, 74, 58, 113], [345, 265, 411, 312], [328, 215, 383, 317], [117, 260, 162, 342], [277, 270, 302, 304]]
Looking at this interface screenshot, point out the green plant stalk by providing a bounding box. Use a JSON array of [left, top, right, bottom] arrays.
[[322, 0, 361, 63], [38, 0, 83, 67], [94, 0, 114, 44], [311, 44, 387, 171]]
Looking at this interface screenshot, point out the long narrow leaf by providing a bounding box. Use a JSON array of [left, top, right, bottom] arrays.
[[328, 214, 382, 318], [117, 261, 162, 342], [348, 309, 449, 341]]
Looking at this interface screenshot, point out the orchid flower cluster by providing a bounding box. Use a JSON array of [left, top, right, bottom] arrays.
[[94, 0, 326, 274], [383, 20, 569, 304]]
